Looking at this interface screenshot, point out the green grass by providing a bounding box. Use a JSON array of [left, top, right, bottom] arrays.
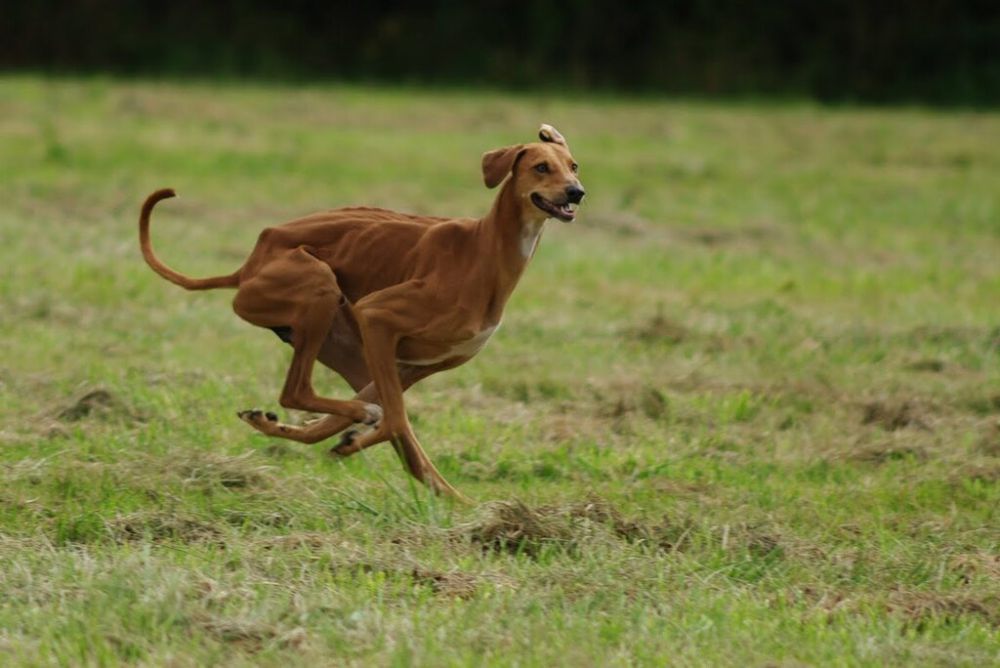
[[1, 75, 998, 666]]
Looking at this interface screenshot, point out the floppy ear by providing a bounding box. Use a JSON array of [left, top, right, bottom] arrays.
[[539, 124, 567, 147], [481, 144, 526, 189]]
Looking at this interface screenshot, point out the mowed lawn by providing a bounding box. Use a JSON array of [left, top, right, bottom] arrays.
[[0, 76, 998, 665]]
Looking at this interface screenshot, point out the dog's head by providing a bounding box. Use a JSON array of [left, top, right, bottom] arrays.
[[481, 124, 585, 223]]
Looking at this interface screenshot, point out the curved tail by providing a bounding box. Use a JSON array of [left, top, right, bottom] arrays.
[[139, 189, 241, 291]]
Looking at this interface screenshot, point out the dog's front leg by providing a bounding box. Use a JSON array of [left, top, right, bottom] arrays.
[[353, 286, 466, 500]]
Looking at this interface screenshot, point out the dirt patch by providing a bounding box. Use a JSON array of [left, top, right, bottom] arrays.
[[55, 389, 144, 424], [861, 400, 931, 431], [107, 511, 223, 544], [905, 359, 946, 373], [625, 311, 689, 345]]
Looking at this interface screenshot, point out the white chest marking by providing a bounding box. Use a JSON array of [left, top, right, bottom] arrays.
[[521, 220, 545, 258], [399, 324, 500, 366]]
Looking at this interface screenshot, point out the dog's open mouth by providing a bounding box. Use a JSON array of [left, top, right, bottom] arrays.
[[531, 193, 577, 222]]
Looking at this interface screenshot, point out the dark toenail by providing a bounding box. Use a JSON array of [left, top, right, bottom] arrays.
[[265, 412, 278, 422], [336, 429, 357, 448]]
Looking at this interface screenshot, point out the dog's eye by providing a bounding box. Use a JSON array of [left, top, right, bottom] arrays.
[[570, 162, 579, 173], [534, 163, 549, 174]]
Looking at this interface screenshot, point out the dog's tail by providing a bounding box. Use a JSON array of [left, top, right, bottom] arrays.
[[139, 189, 241, 291]]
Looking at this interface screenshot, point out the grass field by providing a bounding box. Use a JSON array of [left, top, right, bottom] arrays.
[[1, 75, 998, 665]]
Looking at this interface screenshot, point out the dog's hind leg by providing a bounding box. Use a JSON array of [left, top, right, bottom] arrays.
[[240, 304, 374, 441], [233, 247, 380, 429], [241, 361, 458, 446], [239, 384, 376, 443]]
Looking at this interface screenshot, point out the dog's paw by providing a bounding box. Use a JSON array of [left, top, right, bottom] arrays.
[[237, 409, 278, 425], [329, 429, 359, 458]]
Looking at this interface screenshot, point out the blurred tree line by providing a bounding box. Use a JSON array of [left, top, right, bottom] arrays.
[[3, 0, 998, 105]]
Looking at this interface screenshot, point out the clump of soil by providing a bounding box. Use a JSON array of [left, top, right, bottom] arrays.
[[458, 497, 649, 558], [56, 388, 143, 424]]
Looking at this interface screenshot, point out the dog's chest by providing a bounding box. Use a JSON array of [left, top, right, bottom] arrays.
[[398, 324, 500, 365]]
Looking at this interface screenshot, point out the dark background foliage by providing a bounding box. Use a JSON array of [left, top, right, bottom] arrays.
[[3, 1, 999, 104]]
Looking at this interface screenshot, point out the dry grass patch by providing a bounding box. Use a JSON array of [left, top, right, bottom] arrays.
[[976, 420, 1000, 456], [107, 510, 224, 544], [950, 463, 1000, 485], [591, 382, 669, 422], [410, 568, 480, 599], [192, 614, 308, 653], [950, 552, 1000, 583], [861, 399, 932, 432], [850, 442, 929, 465], [886, 591, 1000, 630], [171, 452, 277, 492]]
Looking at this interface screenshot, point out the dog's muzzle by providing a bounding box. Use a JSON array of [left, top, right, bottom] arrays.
[[531, 184, 585, 222]]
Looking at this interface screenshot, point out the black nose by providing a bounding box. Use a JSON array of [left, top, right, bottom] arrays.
[[565, 184, 585, 204]]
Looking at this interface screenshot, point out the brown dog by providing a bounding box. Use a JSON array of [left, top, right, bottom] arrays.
[[139, 124, 585, 499]]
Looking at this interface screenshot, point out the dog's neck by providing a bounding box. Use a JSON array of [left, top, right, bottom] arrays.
[[475, 177, 548, 315]]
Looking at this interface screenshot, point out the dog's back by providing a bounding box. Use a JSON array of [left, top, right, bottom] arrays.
[[245, 207, 478, 302]]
